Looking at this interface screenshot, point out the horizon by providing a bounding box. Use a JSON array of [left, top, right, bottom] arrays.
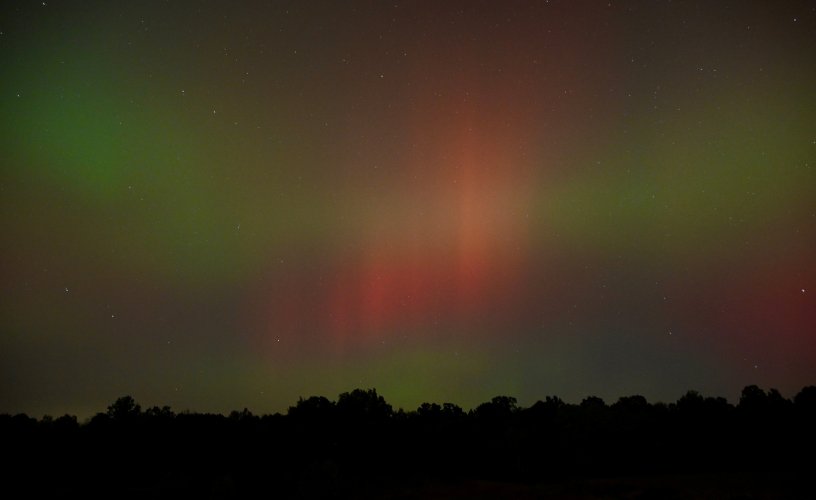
[[6, 383, 810, 422], [1, 1, 814, 418]]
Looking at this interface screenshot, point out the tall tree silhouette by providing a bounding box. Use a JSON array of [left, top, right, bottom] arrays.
[[336, 388, 392, 421], [106, 395, 141, 421]]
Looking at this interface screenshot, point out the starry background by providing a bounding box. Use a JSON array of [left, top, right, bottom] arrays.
[[1, 0, 814, 418]]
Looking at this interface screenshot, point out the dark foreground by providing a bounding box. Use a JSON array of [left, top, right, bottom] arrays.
[[375, 474, 809, 500], [3, 385, 814, 498]]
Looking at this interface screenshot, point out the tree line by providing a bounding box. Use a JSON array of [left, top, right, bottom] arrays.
[[2, 385, 814, 497]]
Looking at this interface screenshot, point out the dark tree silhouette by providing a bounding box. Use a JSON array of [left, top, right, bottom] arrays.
[[229, 408, 257, 422], [336, 388, 392, 421], [676, 389, 705, 410], [288, 395, 335, 421], [474, 395, 518, 420], [144, 405, 174, 419], [106, 395, 141, 421], [1, 385, 813, 498], [613, 394, 649, 412], [794, 385, 816, 412], [580, 396, 606, 409], [527, 395, 564, 421], [417, 402, 443, 418]]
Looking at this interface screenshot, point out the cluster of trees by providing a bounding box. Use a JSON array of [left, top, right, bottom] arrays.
[[2, 385, 814, 497]]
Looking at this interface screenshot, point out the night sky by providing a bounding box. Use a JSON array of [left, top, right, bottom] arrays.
[[1, 1, 814, 418]]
